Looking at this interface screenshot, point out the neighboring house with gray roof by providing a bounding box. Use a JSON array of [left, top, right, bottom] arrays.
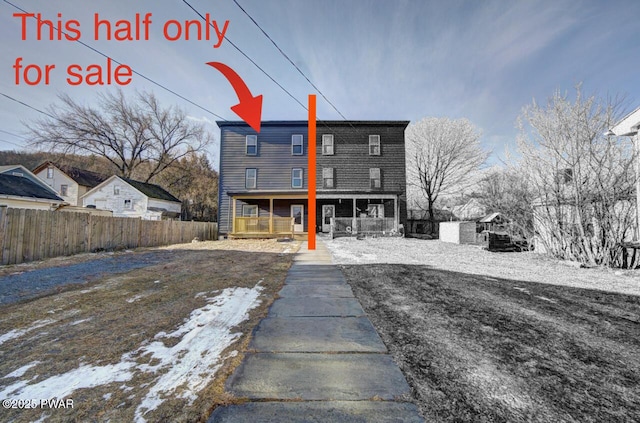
[[33, 161, 108, 206], [0, 165, 66, 210], [81, 175, 181, 220]]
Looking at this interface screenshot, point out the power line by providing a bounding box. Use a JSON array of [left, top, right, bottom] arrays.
[[0, 129, 27, 140], [232, 0, 348, 121], [181, 0, 308, 112], [0, 92, 56, 119], [0, 138, 24, 148], [3, 0, 226, 121]]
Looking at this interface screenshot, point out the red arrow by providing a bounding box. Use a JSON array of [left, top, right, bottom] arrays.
[[206, 62, 262, 132]]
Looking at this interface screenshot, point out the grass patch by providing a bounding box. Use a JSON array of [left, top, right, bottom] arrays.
[[0, 239, 298, 422], [342, 264, 640, 422]]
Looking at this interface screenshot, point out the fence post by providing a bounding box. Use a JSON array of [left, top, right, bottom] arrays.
[[0, 206, 7, 265]]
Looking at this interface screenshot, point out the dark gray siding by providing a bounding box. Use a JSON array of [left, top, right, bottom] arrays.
[[218, 123, 308, 234], [315, 122, 408, 227]]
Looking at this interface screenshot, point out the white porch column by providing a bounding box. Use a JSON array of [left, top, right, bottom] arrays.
[[394, 196, 399, 230], [352, 198, 357, 232]]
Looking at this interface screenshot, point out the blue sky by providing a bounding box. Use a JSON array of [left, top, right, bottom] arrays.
[[1, 0, 639, 168]]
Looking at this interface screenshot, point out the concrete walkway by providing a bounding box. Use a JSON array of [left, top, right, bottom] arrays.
[[208, 240, 424, 422]]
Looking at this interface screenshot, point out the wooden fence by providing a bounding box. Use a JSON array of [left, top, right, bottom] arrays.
[[0, 206, 218, 265]]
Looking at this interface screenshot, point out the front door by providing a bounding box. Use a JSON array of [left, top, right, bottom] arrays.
[[291, 204, 304, 233], [322, 204, 335, 233]]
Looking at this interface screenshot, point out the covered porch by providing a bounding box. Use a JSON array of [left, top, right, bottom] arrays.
[[228, 193, 308, 239], [316, 193, 402, 237]]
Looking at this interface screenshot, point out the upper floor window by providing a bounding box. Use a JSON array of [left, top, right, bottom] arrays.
[[322, 134, 334, 155], [292, 134, 303, 155], [114, 185, 120, 195], [369, 135, 380, 155], [323, 167, 334, 188], [124, 199, 132, 209], [245, 168, 257, 189], [370, 168, 381, 188], [292, 168, 303, 188], [246, 135, 257, 155], [60, 185, 68, 196], [46, 167, 54, 179]]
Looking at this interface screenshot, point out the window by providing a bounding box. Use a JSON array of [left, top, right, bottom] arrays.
[[245, 168, 257, 189], [60, 185, 68, 196], [292, 168, 303, 188], [124, 199, 132, 209], [322, 134, 334, 155], [323, 167, 334, 188], [291, 134, 303, 155], [369, 135, 380, 155], [114, 185, 120, 195], [242, 204, 258, 217], [370, 168, 381, 188], [246, 135, 257, 155], [46, 167, 54, 179]]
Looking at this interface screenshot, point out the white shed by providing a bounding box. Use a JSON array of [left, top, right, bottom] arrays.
[[439, 221, 476, 244]]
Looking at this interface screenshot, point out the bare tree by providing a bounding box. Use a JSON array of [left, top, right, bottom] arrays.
[[406, 117, 488, 232], [28, 90, 211, 182], [518, 86, 637, 267], [476, 167, 535, 241]]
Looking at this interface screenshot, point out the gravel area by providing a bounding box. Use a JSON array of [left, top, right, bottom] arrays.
[[0, 250, 177, 305]]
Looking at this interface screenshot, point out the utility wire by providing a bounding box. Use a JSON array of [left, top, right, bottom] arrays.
[[232, 0, 348, 121], [0, 138, 24, 147], [1, 92, 57, 119], [182, 0, 308, 112], [3, 0, 226, 121], [0, 129, 28, 140]]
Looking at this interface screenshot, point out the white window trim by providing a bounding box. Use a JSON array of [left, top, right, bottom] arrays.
[[323, 167, 334, 188], [46, 168, 54, 179], [60, 184, 68, 196], [292, 168, 303, 188], [246, 135, 257, 155], [114, 185, 120, 195], [322, 134, 334, 155], [291, 134, 303, 155], [124, 199, 132, 209], [245, 168, 257, 189], [369, 135, 380, 155]]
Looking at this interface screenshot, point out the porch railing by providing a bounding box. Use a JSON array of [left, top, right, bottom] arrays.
[[234, 217, 294, 234], [331, 217, 397, 235]]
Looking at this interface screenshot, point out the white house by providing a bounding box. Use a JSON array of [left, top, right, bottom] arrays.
[[33, 161, 107, 206], [81, 175, 181, 220], [0, 165, 66, 210]]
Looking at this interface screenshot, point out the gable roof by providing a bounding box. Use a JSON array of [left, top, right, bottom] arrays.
[[121, 178, 181, 203], [0, 173, 64, 201], [609, 105, 640, 137], [81, 175, 181, 203], [32, 161, 108, 188], [0, 164, 60, 192]]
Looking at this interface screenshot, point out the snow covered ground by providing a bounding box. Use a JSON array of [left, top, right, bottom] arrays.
[[323, 237, 640, 296], [0, 284, 263, 422]]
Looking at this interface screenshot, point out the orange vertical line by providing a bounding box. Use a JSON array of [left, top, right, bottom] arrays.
[[308, 95, 317, 250]]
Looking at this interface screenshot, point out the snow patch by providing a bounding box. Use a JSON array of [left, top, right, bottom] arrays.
[[3, 361, 41, 379], [69, 318, 92, 326], [0, 284, 264, 422], [126, 294, 147, 303], [134, 285, 263, 421], [0, 319, 55, 346], [513, 287, 530, 295]]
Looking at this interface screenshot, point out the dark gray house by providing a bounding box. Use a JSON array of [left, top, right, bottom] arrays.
[[217, 120, 409, 238]]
